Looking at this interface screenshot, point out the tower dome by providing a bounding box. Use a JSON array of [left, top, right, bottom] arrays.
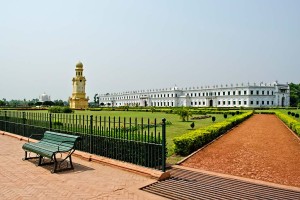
[[76, 61, 83, 68]]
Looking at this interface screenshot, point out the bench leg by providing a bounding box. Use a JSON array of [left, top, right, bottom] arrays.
[[69, 155, 74, 170], [51, 155, 58, 173], [22, 151, 40, 161]]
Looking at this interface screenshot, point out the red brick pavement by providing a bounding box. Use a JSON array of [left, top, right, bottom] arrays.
[[0, 134, 167, 200]]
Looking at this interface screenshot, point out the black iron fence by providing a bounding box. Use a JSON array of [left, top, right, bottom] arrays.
[[0, 111, 166, 171]]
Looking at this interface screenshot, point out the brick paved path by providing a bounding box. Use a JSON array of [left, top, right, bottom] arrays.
[[182, 114, 300, 187], [0, 135, 166, 200]]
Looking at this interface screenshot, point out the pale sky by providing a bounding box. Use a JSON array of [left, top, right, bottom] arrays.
[[1, 0, 299, 101]]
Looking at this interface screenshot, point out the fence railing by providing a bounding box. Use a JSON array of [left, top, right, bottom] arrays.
[[0, 111, 166, 171]]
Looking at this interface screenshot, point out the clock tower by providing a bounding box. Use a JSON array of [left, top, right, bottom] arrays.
[[69, 62, 89, 109]]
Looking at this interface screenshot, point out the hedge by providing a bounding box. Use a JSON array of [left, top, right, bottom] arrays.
[[275, 111, 300, 136], [173, 111, 253, 156]]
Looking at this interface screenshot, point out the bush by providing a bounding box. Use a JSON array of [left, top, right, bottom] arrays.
[[295, 113, 299, 118], [288, 111, 291, 115], [275, 111, 300, 136], [223, 114, 227, 118], [48, 106, 74, 113], [292, 112, 295, 116], [173, 112, 253, 156], [212, 116, 216, 122]]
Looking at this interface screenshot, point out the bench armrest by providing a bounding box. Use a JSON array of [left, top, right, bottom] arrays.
[[28, 134, 43, 143], [57, 141, 75, 151]]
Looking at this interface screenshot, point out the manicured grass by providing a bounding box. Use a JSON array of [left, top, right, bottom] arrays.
[[73, 110, 232, 156], [13, 109, 234, 160]]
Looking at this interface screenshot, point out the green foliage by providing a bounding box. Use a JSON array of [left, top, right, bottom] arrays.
[[295, 113, 299, 118], [176, 107, 192, 121], [275, 111, 300, 136], [48, 106, 73, 113], [289, 82, 300, 107], [190, 122, 195, 129], [212, 116, 216, 122], [173, 112, 253, 156], [224, 114, 227, 118]]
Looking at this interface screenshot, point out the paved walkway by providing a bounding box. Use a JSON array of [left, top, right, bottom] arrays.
[[0, 134, 166, 200], [182, 114, 300, 187]]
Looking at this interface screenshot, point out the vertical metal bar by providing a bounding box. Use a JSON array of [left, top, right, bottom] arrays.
[[49, 113, 52, 131], [4, 111, 7, 131], [90, 115, 93, 154], [161, 118, 166, 172], [22, 112, 26, 137]]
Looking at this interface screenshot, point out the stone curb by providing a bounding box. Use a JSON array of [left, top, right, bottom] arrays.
[[0, 131, 170, 181]]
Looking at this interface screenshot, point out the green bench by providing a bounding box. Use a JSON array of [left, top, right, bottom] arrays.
[[22, 131, 81, 173]]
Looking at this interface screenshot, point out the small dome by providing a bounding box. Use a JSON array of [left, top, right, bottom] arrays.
[[76, 62, 83, 68]]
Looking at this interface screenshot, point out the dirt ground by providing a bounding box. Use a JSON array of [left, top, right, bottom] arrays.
[[181, 114, 300, 187]]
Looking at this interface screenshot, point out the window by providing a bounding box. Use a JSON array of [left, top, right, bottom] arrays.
[[228, 91, 230, 95], [262, 91, 265, 95], [195, 102, 197, 105], [195, 93, 197, 97], [250, 90, 253, 95], [244, 101, 247, 105], [272, 101, 274, 105], [218, 101, 220, 105], [256, 101, 259, 105], [238, 91, 241, 95], [272, 91, 274, 95], [250, 101, 253, 105], [267, 91, 269, 95], [244, 91, 247, 95], [198, 93, 201, 96], [203, 101, 206, 105], [267, 101, 269, 105], [191, 102, 193, 105], [228, 101, 231, 105], [233, 101, 236, 105], [233, 91, 236, 95], [262, 101, 264, 105], [223, 92, 225, 95], [199, 101, 201, 105], [190, 93, 193, 97], [218, 92, 220, 96], [238, 101, 241, 105], [223, 101, 226, 105], [256, 90, 259, 95]]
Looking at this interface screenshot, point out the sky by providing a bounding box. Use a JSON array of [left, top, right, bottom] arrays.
[[0, 0, 299, 101]]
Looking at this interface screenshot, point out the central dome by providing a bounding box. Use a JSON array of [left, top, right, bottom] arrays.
[[76, 62, 83, 68]]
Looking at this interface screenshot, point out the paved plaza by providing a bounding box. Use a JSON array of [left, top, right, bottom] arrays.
[[0, 134, 166, 200]]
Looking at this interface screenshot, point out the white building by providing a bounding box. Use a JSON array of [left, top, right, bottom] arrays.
[[98, 81, 290, 108], [39, 93, 51, 102]]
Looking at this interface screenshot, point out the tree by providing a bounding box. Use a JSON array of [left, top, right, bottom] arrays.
[[190, 122, 195, 129], [289, 83, 300, 107], [94, 94, 99, 105], [212, 116, 216, 122], [0, 100, 5, 106], [176, 107, 192, 122]]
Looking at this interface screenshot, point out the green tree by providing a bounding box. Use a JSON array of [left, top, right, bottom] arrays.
[[289, 83, 300, 107], [176, 107, 192, 122]]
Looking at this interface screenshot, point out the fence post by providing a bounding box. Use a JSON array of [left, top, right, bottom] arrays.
[[90, 115, 93, 154], [22, 112, 26, 137], [4, 111, 7, 131], [161, 118, 166, 172], [49, 113, 52, 131]]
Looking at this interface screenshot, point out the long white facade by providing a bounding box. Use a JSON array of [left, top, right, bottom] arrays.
[[98, 81, 290, 108]]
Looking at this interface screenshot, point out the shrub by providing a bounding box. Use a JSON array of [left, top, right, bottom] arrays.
[[224, 114, 227, 118], [173, 112, 253, 156], [275, 111, 300, 136], [288, 111, 291, 115], [295, 113, 299, 118], [48, 106, 74, 113], [292, 112, 295, 116], [190, 122, 195, 129], [212, 116, 216, 122]]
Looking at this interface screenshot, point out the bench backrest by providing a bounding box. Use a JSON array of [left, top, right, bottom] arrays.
[[42, 131, 81, 149]]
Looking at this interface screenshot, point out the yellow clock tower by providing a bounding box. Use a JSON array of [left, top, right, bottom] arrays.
[[69, 62, 89, 109]]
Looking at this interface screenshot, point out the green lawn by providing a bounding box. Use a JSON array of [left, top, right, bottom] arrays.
[[73, 110, 232, 156], [13, 109, 234, 161]]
